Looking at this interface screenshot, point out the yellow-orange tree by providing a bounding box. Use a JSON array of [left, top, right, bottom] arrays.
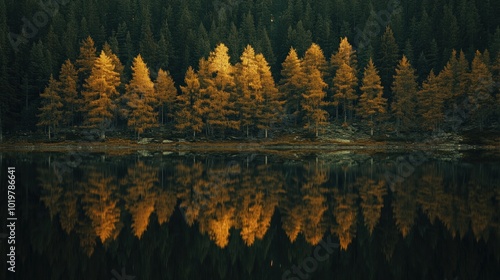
[[176, 67, 204, 139], [124, 54, 158, 138], [37, 75, 63, 140], [82, 51, 120, 139], [391, 55, 418, 134], [357, 58, 387, 136]]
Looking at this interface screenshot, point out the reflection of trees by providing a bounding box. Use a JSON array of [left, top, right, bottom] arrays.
[[392, 180, 417, 237], [417, 173, 444, 224], [198, 162, 238, 248], [39, 167, 63, 220], [331, 187, 358, 250], [236, 163, 282, 246], [468, 184, 494, 241], [81, 170, 120, 243], [357, 177, 386, 234], [301, 163, 329, 245], [176, 162, 206, 226], [123, 161, 158, 239]]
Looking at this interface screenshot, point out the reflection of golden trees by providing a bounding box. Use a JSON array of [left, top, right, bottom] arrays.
[[198, 163, 238, 248], [60, 192, 78, 234], [236, 163, 282, 246], [301, 164, 329, 245], [81, 171, 120, 243], [175, 162, 206, 226], [417, 174, 444, 224], [392, 180, 417, 237], [331, 188, 358, 250], [468, 184, 494, 241], [39, 167, 63, 220], [358, 177, 386, 234], [123, 161, 158, 239]]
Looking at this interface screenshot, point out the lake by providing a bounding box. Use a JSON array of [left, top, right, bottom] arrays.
[[1, 150, 499, 279]]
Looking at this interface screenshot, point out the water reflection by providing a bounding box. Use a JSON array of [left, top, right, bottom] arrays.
[[11, 151, 499, 278]]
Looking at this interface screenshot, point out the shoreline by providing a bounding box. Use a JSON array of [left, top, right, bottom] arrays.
[[1, 138, 498, 153]]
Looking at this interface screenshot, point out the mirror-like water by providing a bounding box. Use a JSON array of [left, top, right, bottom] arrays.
[[1, 151, 499, 279]]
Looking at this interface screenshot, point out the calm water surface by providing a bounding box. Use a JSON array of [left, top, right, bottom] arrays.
[[1, 150, 499, 279]]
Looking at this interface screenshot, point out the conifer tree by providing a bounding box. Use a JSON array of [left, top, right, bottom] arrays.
[[176, 67, 204, 139], [302, 68, 328, 136], [418, 70, 445, 131], [391, 55, 418, 134], [203, 43, 239, 135], [357, 59, 387, 136], [302, 43, 329, 136], [155, 69, 177, 124], [76, 36, 97, 84], [82, 51, 120, 140], [38, 75, 63, 140], [125, 54, 158, 138], [58, 59, 79, 126], [333, 62, 358, 124], [378, 26, 399, 93], [279, 47, 307, 125], [468, 50, 494, 131], [255, 54, 283, 138], [330, 38, 358, 121], [235, 45, 261, 137]]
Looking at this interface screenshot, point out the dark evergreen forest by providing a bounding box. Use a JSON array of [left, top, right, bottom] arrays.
[[1, 0, 500, 140]]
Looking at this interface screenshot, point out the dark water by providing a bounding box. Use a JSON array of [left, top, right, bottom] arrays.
[[1, 150, 499, 280]]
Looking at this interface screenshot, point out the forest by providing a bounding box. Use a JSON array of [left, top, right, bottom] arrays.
[[1, 0, 500, 141]]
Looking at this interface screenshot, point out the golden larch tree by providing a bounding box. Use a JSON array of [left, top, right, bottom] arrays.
[[357, 58, 387, 136], [203, 43, 239, 135], [82, 51, 120, 139], [58, 59, 79, 127], [468, 50, 495, 131], [279, 47, 307, 124], [155, 69, 177, 124], [235, 45, 261, 137], [176, 67, 204, 138], [418, 70, 446, 131], [37, 75, 63, 140], [125, 54, 158, 138], [391, 55, 418, 134], [255, 53, 284, 138]]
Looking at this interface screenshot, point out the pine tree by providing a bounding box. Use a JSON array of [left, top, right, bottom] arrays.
[[302, 68, 328, 136], [279, 47, 307, 125], [235, 45, 261, 137], [468, 50, 494, 131], [203, 43, 239, 135], [303, 43, 327, 75], [37, 75, 63, 140], [76, 36, 97, 84], [255, 54, 283, 138], [357, 59, 387, 136], [330, 37, 358, 121], [418, 70, 445, 131], [155, 69, 177, 124], [301, 43, 329, 136], [176, 67, 204, 139], [82, 51, 120, 140], [58, 59, 79, 127], [333, 62, 358, 124], [391, 55, 418, 134], [125, 54, 158, 138]]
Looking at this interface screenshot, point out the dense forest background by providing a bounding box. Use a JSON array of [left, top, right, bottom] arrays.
[[1, 0, 500, 140]]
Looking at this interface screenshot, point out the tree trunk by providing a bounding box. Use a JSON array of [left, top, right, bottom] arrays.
[[370, 115, 374, 136], [344, 101, 347, 124], [265, 129, 268, 138], [48, 126, 51, 140], [0, 112, 3, 143]]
